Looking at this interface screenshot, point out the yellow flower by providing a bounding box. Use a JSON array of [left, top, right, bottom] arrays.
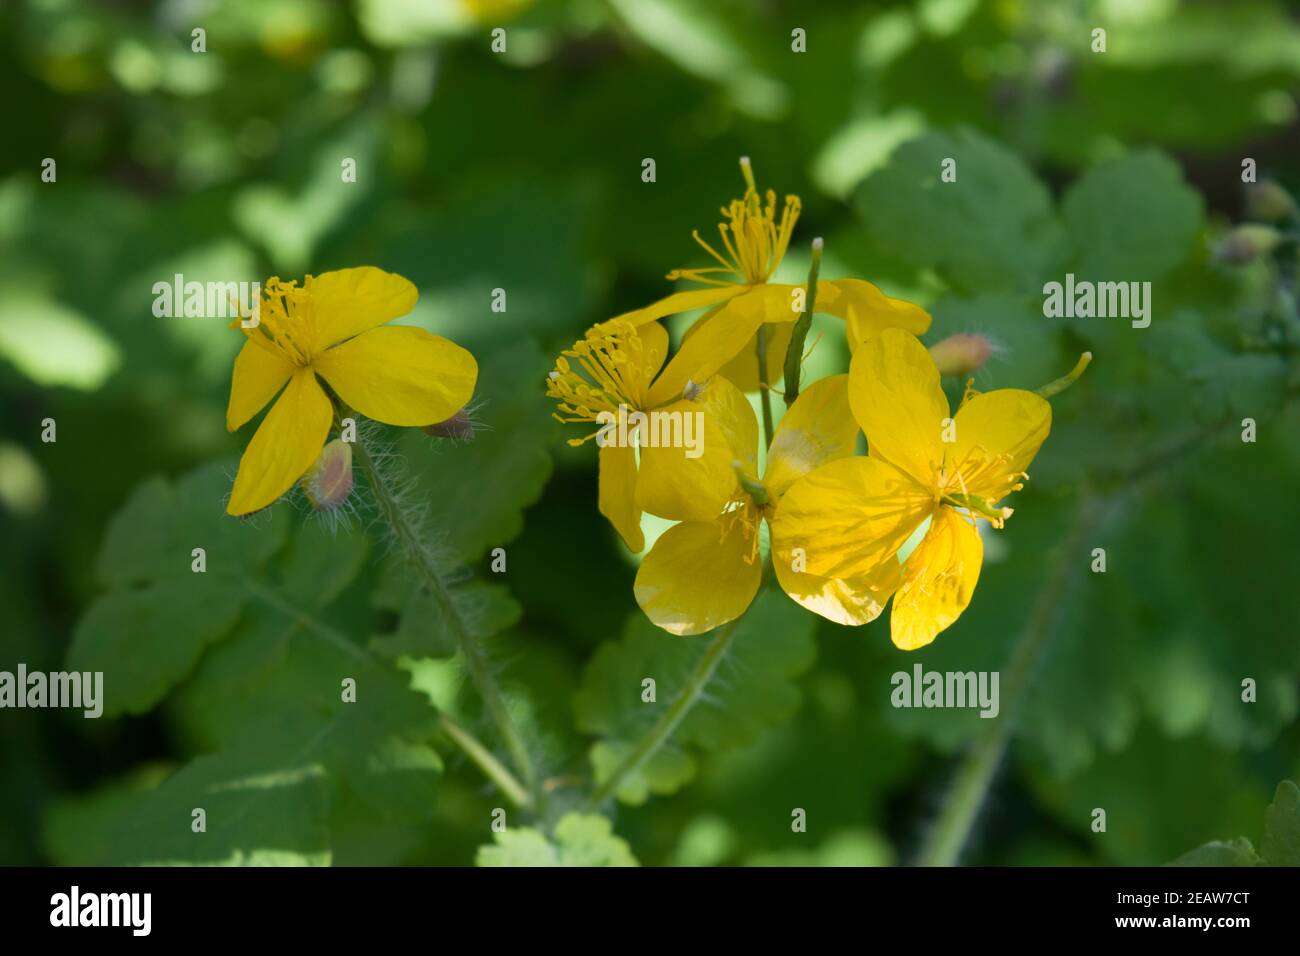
[[546, 320, 750, 552], [605, 158, 932, 391], [772, 329, 1052, 650], [225, 266, 477, 516], [633, 375, 898, 635]]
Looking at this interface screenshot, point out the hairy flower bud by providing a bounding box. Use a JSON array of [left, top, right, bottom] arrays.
[[1244, 180, 1298, 223], [422, 408, 475, 441], [302, 438, 353, 511], [1215, 224, 1282, 265], [928, 333, 995, 378]]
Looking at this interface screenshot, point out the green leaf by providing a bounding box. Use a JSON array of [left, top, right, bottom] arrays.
[[45, 753, 331, 866], [392, 338, 556, 563], [61, 461, 451, 864], [386, 186, 600, 349], [475, 813, 638, 867], [1169, 839, 1260, 868], [1061, 150, 1204, 283], [372, 575, 521, 661], [744, 829, 893, 867], [574, 588, 817, 803], [589, 741, 697, 806], [67, 463, 288, 716], [1261, 780, 1300, 866], [1167, 779, 1299, 867], [165, 545, 447, 862], [854, 127, 1065, 293]]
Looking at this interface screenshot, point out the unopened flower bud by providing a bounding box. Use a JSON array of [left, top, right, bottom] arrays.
[[1215, 224, 1282, 265], [1244, 180, 1297, 223], [422, 408, 475, 441], [928, 333, 994, 378], [302, 438, 353, 511]]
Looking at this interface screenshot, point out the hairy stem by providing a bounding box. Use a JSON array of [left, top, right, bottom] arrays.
[[584, 618, 741, 811], [352, 436, 539, 805], [439, 714, 533, 810]]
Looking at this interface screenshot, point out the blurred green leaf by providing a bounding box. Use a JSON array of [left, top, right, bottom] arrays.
[[1061, 150, 1203, 282], [1261, 779, 1300, 866], [66, 463, 288, 715], [854, 127, 1065, 293], [1169, 779, 1300, 867], [395, 338, 556, 563], [0, 291, 120, 390], [475, 812, 638, 866], [46, 754, 330, 866], [575, 588, 817, 804], [1169, 838, 1260, 867]]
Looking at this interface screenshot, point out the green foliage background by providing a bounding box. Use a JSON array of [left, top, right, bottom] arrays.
[[2, 0, 1300, 866]]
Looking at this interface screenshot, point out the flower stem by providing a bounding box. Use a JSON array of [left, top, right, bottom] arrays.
[[352, 435, 540, 805], [439, 714, 533, 810], [783, 237, 823, 407], [1036, 351, 1092, 399], [917, 495, 1100, 866], [756, 326, 775, 447], [583, 617, 741, 811]]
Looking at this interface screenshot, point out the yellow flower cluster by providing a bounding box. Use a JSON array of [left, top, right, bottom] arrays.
[[549, 161, 1057, 650]]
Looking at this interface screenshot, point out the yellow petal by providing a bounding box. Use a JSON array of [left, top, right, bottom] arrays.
[[635, 377, 753, 522], [815, 278, 932, 353], [890, 507, 983, 651], [306, 267, 419, 352], [849, 327, 948, 489], [946, 389, 1052, 502], [606, 286, 743, 328], [227, 338, 294, 431], [711, 320, 793, 392], [774, 553, 901, 627], [227, 368, 333, 516], [312, 325, 477, 426], [645, 286, 790, 407], [770, 456, 932, 580], [634, 519, 762, 635], [599, 443, 644, 553], [698, 371, 759, 477], [764, 374, 858, 499], [636, 319, 671, 383]]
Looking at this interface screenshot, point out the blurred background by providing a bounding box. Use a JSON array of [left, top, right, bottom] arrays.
[[2, 0, 1299, 866]]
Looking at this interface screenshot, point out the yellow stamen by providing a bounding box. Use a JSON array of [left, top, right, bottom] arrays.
[[235, 277, 322, 367], [668, 161, 802, 287], [545, 321, 654, 443]]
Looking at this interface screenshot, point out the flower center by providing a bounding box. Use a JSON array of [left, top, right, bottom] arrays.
[[938, 444, 1022, 528], [668, 161, 801, 287], [239, 278, 319, 367], [719, 497, 765, 565], [546, 320, 653, 443]]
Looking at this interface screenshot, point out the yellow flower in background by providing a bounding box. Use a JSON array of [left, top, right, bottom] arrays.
[[226, 266, 477, 516], [633, 375, 897, 635], [462, 0, 534, 21], [772, 329, 1052, 650], [606, 158, 932, 391], [546, 319, 750, 552]]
